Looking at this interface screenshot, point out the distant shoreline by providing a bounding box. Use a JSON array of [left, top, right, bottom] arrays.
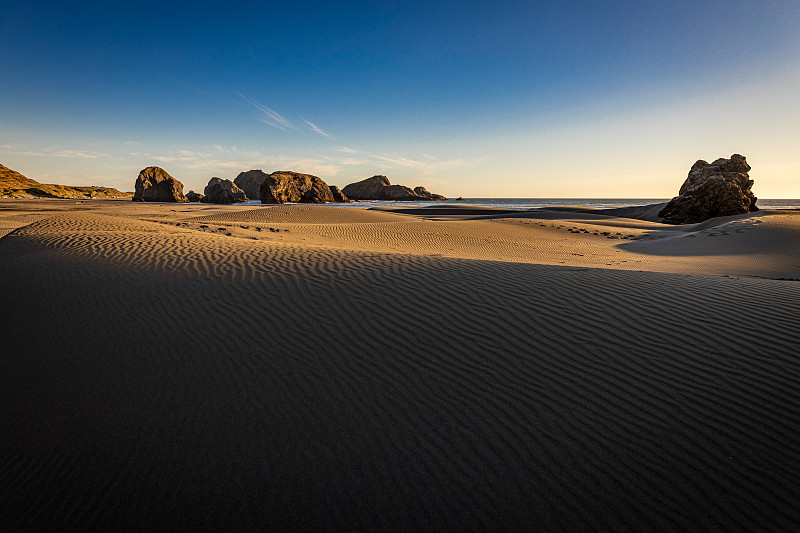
[[195, 197, 800, 210]]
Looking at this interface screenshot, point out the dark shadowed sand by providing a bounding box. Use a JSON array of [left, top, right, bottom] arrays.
[[1, 199, 799, 531]]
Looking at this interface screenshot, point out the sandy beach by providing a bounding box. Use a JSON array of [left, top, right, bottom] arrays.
[[2, 198, 799, 530]]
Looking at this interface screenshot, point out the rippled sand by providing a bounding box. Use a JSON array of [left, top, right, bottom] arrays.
[[1, 199, 799, 530]]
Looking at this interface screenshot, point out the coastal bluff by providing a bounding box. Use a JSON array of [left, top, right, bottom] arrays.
[[1, 163, 131, 199]]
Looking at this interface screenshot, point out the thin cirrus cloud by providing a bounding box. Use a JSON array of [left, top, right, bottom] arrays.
[[303, 119, 330, 137], [332, 146, 471, 175], [146, 145, 465, 182], [335, 146, 359, 154], [0, 145, 104, 159], [143, 145, 354, 178], [370, 153, 473, 175], [238, 93, 332, 138], [238, 92, 296, 131]]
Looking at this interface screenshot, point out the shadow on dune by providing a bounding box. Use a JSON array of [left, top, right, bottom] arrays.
[[371, 202, 670, 223], [2, 211, 800, 530], [617, 211, 794, 257]]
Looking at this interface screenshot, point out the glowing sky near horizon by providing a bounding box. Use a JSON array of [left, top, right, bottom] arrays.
[[2, 1, 800, 197]]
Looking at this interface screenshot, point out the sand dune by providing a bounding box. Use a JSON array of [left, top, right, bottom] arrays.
[[1, 200, 799, 530], [172, 203, 800, 279]]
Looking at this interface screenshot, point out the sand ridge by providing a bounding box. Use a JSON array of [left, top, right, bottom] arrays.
[[2, 199, 800, 530]]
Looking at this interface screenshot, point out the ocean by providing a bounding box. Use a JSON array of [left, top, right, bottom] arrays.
[[239, 198, 800, 210]]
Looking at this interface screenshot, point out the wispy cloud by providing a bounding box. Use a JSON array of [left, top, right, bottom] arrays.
[[178, 149, 212, 158], [6, 147, 106, 159], [213, 144, 239, 154], [304, 119, 330, 137], [328, 157, 369, 166], [139, 145, 355, 179], [183, 154, 345, 178], [372, 154, 420, 167], [175, 80, 215, 99], [369, 152, 476, 175], [335, 146, 359, 154], [238, 92, 296, 131]]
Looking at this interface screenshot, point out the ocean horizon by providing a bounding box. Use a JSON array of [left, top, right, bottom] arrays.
[[235, 198, 800, 210]]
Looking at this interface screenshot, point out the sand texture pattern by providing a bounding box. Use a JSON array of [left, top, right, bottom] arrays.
[[2, 199, 800, 531]]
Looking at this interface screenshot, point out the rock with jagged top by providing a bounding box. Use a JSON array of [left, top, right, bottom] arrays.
[[234, 170, 269, 201], [201, 177, 248, 204], [414, 186, 446, 200], [330, 185, 349, 203], [133, 166, 187, 202], [658, 154, 758, 224], [341, 175, 446, 201], [185, 190, 204, 202], [260, 171, 337, 204]]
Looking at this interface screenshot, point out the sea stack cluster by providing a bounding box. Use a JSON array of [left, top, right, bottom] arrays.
[[131, 166, 447, 204]]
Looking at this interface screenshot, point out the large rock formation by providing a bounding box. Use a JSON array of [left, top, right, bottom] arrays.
[[658, 154, 758, 224], [341, 175, 446, 201], [133, 166, 187, 202], [234, 170, 270, 201], [260, 171, 339, 204], [201, 177, 248, 204]]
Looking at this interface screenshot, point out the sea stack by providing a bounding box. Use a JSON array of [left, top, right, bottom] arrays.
[[341, 175, 446, 201], [132, 166, 188, 202], [234, 170, 270, 202], [201, 177, 248, 204], [658, 154, 758, 224], [185, 190, 204, 202], [330, 186, 350, 203], [260, 171, 338, 204]]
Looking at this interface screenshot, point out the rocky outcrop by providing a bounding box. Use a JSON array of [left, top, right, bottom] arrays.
[[133, 166, 187, 202], [185, 190, 204, 202], [201, 177, 248, 204], [342, 175, 412, 200], [658, 154, 758, 224], [414, 186, 446, 200], [341, 175, 446, 201], [330, 186, 349, 203], [260, 171, 340, 204], [234, 170, 269, 201]]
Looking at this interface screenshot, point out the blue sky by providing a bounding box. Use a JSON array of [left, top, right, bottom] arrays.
[[2, 1, 800, 197]]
